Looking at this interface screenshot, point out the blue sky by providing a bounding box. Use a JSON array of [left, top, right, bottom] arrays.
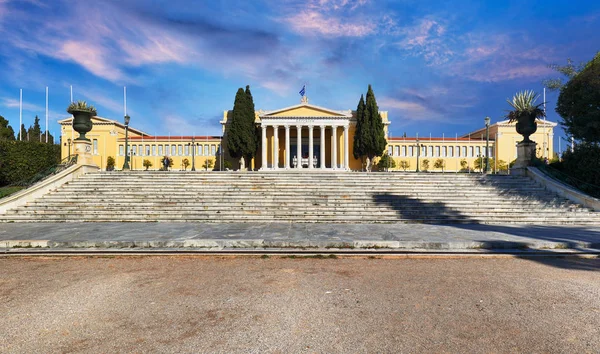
[[0, 0, 599, 152]]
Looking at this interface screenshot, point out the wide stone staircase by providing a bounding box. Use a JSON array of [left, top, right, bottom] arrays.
[[1, 171, 599, 224]]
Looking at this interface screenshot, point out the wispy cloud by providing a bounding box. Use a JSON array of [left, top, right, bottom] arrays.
[[394, 18, 454, 65], [284, 10, 375, 37]]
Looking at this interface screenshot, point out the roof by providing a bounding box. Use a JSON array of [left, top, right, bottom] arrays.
[[259, 102, 353, 118], [58, 116, 149, 136], [388, 137, 494, 143], [126, 136, 222, 141], [462, 119, 557, 138]]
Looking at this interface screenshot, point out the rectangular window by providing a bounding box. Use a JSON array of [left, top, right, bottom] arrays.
[[171, 145, 176, 156], [394, 146, 399, 156], [204, 145, 209, 156], [158, 145, 163, 156], [146, 145, 150, 156], [428, 146, 433, 157], [93, 139, 98, 155], [197, 145, 202, 156], [132, 145, 137, 156], [462, 146, 467, 157], [435, 146, 440, 157], [476, 146, 481, 157], [119, 145, 124, 156], [152, 145, 157, 156], [442, 146, 447, 157], [469, 146, 474, 157], [409, 146, 414, 157], [211, 145, 216, 155], [401, 146, 406, 157], [455, 146, 460, 157], [178, 145, 182, 156], [388, 146, 393, 155], [421, 146, 426, 156], [185, 145, 190, 156]]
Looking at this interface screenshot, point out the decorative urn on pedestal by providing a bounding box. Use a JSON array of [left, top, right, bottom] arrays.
[[506, 90, 545, 175], [67, 101, 98, 166]]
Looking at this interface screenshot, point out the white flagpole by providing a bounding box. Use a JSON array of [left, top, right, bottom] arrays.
[[70, 86, 74, 142], [124, 86, 127, 116], [45, 86, 48, 143], [70, 85, 73, 103], [19, 89, 22, 141], [543, 87, 547, 159]]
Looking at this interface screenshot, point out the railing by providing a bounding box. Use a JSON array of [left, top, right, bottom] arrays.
[[533, 159, 600, 199]]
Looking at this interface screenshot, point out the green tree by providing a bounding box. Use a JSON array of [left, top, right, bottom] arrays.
[[376, 153, 396, 171], [556, 52, 600, 144], [399, 160, 410, 171], [352, 94, 367, 161], [227, 86, 258, 169], [106, 156, 115, 171], [433, 158, 445, 172], [27, 116, 42, 142], [182, 158, 190, 170], [202, 158, 214, 170], [365, 85, 387, 161], [543, 58, 585, 91], [0, 115, 15, 140], [460, 159, 468, 172], [17, 124, 26, 141], [143, 159, 153, 171], [421, 159, 430, 172]]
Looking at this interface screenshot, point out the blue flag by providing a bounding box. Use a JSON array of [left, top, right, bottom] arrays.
[[299, 85, 306, 97]]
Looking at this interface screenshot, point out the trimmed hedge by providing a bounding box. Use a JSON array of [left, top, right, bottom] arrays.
[[0, 140, 61, 186]]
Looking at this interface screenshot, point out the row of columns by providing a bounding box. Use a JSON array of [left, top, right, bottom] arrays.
[[260, 125, 349, 170]]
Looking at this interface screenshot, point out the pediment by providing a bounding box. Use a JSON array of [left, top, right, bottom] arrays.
[[260, 104, 352, 118]]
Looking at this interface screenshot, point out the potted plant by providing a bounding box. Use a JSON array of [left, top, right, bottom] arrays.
[[67, 100, 97, 141], [506, 91, 545, 143], [106, 156, 115, 171]]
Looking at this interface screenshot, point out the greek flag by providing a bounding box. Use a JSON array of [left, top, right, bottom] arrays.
[[299, 85, 306, 97]]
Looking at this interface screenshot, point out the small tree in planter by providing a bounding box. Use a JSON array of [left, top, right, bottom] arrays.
[[434, 158, 445, 172], [202, 159, 213, 171], [399, 160, 410, 171], [182, 158, 190, 171], [106, 156, 115, 171], [460, 159, 468, 172], [376, 153, 396, 171], [506, 91, 545, 143], [421, 159, 430, 172], [67, 101, 97, 141], [143, 159, 152, 171]]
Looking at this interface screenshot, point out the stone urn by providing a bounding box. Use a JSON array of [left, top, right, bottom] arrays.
[[515, 115, 537, 143], [70, 109, 94, 141]]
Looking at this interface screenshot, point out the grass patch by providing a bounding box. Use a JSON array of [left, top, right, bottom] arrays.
[[0, 186, 25, 199]]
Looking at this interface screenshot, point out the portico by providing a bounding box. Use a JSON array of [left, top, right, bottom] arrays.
[[258, 103, 352, 170]]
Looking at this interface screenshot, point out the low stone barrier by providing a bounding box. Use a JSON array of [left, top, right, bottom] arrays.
[[527, 166, 600, 212], [0, 164, 99, 214]]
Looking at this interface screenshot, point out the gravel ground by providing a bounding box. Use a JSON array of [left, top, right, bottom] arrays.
[[1, 256, 599, 353]]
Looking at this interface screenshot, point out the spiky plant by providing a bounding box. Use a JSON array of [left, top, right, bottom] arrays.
[[505, 90, 545, 123], [67, 100, 97, 115]]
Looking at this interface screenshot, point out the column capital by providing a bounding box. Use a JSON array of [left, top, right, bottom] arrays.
[[261, 125, 267, 131], [320, 125, 326, 129], [284, 124, 290, 129], [273, 125, 279, 129]]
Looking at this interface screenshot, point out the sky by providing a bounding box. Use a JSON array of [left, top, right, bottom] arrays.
[[0, 0, 599, 153]]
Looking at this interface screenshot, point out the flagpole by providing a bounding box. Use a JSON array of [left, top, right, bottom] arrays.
[[19, 89, 22, 141], [45, 86, 48, 143], [543, 87, 547, 159]]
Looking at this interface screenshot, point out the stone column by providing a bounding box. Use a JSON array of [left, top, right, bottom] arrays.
[[511, 141, 537, 176], [74, 139, 97, 167], [285, 125, 290, 169], [261, 125, 267, 170], [296, 125, 302, 169], [273, 125, 279, 170], [308, 125, 314, 169], [343, 125, 349, 170], [320, 125, 326, 169], [331, 126, 337, 170]]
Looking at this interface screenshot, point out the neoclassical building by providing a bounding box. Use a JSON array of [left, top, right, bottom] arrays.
[[59, 97, 556, 172]]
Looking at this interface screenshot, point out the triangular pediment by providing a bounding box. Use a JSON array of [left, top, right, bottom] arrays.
[[260, 103, 352, 118]]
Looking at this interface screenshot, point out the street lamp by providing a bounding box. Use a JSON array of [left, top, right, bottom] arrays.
[[187, 137, 200, 171], [65, 138, 72, 159], [415, 137, 420, 172], [484, 116, 490, 174], [122, 114, 131, 171]]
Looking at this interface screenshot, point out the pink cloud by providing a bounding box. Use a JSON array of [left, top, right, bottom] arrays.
[[284, 10, 376, 37]]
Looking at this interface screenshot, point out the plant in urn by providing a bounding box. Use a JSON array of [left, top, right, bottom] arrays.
[[67, 100, 97, 141], [505, 90, 545, 143]]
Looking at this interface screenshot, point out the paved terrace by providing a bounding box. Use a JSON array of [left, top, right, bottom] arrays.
[[1, 222, 599, 253]]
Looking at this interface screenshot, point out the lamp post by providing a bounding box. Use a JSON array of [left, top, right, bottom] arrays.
[[122, 114, 131, 171], [65, 138, 72, 159], [187, 138, 199, 171], [415, 137, 420, 172], [484, 116, 490, 174]]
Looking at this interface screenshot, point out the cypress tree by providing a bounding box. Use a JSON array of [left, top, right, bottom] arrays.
[[364, 85, 387, 160], [28, 116, 42, 142], [244, 85, 258, 164], [227, 88, 247, 160], [353, 94, 366, 160], [17, 124, 26, 141], [0, 115, 15, 140]]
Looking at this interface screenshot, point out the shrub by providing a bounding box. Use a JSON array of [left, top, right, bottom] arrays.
[[0, 140, 60, 186], [182, 158, 190, 170], [106, 156, 115, 171], [421, 159, 430, 172], [202, 159, 213, 170], [376, 153, 396, 171], [433, 158, 445, 172], [399, 160, 410, 171], [143, 159, 152, 171], [460, 159, 468, 172]]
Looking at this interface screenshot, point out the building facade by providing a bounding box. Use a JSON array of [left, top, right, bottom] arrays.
[[60, 99, 555, 172]]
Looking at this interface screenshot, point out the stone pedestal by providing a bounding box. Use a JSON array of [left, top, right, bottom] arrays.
[[73, 140, 97, 167], [511, 141, 536, 176]]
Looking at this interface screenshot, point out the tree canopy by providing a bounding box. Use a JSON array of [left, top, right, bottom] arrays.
[[227, 85, 258, 166], [556, 52, 600, 143], [27, 116, 42, 142], [353, 85, 387, 165], [0, 115, 15, 140]]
